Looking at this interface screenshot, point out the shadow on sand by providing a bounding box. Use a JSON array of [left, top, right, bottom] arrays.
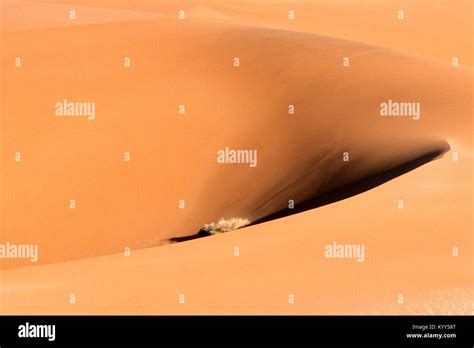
[[169, 145, 448, 244]]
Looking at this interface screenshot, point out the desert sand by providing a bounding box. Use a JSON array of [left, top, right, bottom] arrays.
[[0, 0, 472, 314]]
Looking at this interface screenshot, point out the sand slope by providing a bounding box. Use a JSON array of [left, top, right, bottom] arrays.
[[15, 0, 473, 66], [1, 152, 472, 314], [2, 17, 471, 266], [1, 0, 472, 314]]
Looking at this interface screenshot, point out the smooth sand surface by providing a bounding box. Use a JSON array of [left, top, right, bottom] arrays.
[[1, 0, 472, 314], [1, 153, 472, 314]]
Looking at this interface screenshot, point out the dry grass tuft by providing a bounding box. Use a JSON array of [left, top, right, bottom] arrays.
[[201, 217, 251, 235]]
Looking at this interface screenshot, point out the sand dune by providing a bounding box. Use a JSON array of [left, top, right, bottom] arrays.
[[1, 0, 472, 314], [2, 0, 162, 32], [1, 151, 472, 314], [2, 16, 470, 266], [18, 0, 473, 66]]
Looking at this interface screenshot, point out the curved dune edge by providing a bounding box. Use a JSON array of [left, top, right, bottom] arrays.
[[173, 141, 451, 242], [1, 152, 472, 314], [9, 0, 472, 66], [248, 141, 451, 225], [1, 10, 472, 267]]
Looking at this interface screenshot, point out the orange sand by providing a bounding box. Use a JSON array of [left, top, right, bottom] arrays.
[[0, 0, 472, 314]]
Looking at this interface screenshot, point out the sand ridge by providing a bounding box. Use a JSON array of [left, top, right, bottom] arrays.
[[0, 0, 472, 314]]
